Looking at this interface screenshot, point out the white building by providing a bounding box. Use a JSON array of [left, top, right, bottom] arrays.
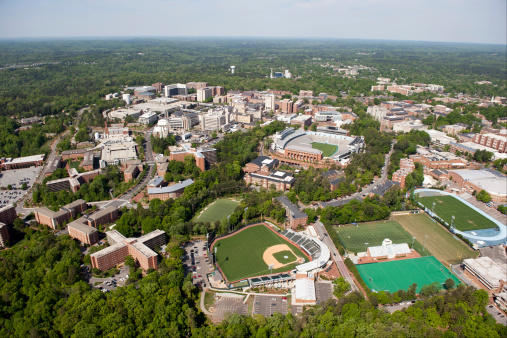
[[265, 94, 275, 111], [138, 111, 158, 125], [464, 257, 507, 291], [366, 106, 388, 121], [122, 94, 131, 105], [367, 239, 412, 259], [153, 119, 170, 138], [164, 84, 188, 97], [315, 111, 343, 122], [426, 129, 456, 146], [197, 87, 212, 102], [392, 120, 428, 133]]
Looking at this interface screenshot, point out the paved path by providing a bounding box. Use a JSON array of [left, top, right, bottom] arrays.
[[200, 288, 213, 315]]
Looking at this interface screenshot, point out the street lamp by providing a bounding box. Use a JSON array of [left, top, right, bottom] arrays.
[[411, 236, 416, 250], [244, 207, 248, 225], [227, 215, 231, 233], [423, 234, 428, 252], [364, 242, 369, 253]]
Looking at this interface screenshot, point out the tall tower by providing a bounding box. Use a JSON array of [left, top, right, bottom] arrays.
[[270, 68, 274, 79], [230, 66, 235, 74]]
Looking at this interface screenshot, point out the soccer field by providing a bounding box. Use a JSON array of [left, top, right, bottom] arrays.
[[213, 224, 307, 282], [195, 199, 239, 223], [418, 195, 497, 231], [335, 220, 427, 255], [311, 142, 338, 157], [395, 213, 478, 266], [357, 256, 460, 293]]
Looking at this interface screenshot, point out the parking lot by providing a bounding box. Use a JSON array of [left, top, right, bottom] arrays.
[[253, 295, 289, 317], [0, 167, 42, 205], [182, 239, 213, 288], [86, 265, 130, 293], [212, 294, 247, 322], [486, 304, 507, 326], [315, 281, 334, 304]]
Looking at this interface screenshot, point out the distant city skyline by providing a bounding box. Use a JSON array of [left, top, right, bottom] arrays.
[[0, 0, 505, 45]]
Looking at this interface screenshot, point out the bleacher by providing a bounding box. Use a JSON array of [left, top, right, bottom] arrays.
[[249, 273, 293, 287], [281, 229, 321, 260]]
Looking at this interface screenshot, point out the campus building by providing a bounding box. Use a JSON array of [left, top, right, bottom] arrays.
[[0, 204, 17, 226], [274, 196, 308, 229], [124, 164, 140, 183], [367, 239, 412, 260], [0, 222, 10, 247], [0, 154, 45, 170], [392, 158, 415, 188], [67, 220, 99, 245], [34, 199, 88, 230], [90, 229, 166, 271], [447, 169, 507, 203], [84, 206, 119, 228], [169, 145, 217, 171], [148, 179, 194, 201], [463, 257, 507, 294]]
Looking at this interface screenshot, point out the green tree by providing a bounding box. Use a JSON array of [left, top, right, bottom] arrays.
[[476, 190, 492, 203]]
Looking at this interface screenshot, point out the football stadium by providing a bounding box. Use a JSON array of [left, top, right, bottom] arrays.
[[272, 127, 364, 166]]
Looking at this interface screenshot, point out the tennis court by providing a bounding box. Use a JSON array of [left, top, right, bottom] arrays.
[[357, 256, 460, 293]]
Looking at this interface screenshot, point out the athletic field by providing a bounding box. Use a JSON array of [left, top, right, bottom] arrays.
[[311, 142, 338, 157], [357, 256, 460, 293], [335, 220, 427, 255], [195, 199, 239, 223], [395, 213, 478, 266], [213, 224, 307, 282], [418, 195, 497, 231]]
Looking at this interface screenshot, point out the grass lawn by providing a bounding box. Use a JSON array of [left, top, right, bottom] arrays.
[[311, 142, 338, 157], [70, 161, 80, 170], [395, 213, 478, 266], [357, 256, 460, 293], [272, 250, 296, 264], [196, 199, 240, 223], [418, 195, 498, 231], [335, 220, 428, 255], [214, 224, 307, 282]]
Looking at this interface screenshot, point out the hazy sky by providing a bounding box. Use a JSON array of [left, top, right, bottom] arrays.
[[0, 0, 505, 44]]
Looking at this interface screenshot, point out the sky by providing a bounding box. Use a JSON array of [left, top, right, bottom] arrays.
[[0, 0, 505, 45]]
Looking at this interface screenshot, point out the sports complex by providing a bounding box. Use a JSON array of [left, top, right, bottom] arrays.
[[414, 189, 506, 247], [195, 198, 239, 223], [210, 223, 330, 284], [357, 256, 460, 293], [272, 128, 364, 166]]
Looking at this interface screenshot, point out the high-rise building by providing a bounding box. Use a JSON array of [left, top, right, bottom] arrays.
[[0, 223, 10, 247], [197, 87, 213, 102], [0, 204, 16, 226], [265, 94, 275, 111], [164, 84, 188, 97], [281, 99, 294, 114]]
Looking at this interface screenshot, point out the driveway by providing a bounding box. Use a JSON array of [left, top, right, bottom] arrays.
[[87, 266, 130, 292]]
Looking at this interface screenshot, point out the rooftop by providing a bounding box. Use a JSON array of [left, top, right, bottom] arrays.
[[68, 220, 97, 235], [148, 179, 194, 195]]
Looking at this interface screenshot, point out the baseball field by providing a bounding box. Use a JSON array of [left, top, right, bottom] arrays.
[[311, 142, 338, 157], [357, 256, 460, 293], [195, 198, 240, 223], [335, 220, 427, 256], [394, 213, 478, 266], [418, 195, 497, 231], [213, 224, 307, 282]]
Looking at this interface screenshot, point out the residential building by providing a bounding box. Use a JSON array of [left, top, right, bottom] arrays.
[[148, 179, 194, 201], [366, 105, 388, 121], [274, 196, 308, 229], [473, 133, 507, 153], [444, 124, 467, 136], [169, 145, 217, 171], [322, 170, 346, 191], [85, 207, 119, 228], [68, 220, 99, 245], [299, 90, 313, 97], [91, 229, 165, 271], [281, 99, 294, 114], [0, 223, 10, 247], [0, 204, 17, 226], [265, 94, 275, 111], [244, 170, 295, 191], [124, 164, 140, 182], [392, 158, 415, 188], [197, 87, 213, 102]]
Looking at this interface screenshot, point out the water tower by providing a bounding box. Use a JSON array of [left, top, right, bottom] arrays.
[[230, 66, 235, 74]]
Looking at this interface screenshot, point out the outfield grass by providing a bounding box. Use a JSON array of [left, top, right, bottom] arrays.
[[395, 213, 478, 266], [214, 224, 306, 282], [196, 199, 240, 223], [418, 195, 498, 231], [311, 142, 338, 157], [273, 250, 296, 264], [335, 220, 427, 256], [357, 256, 460, 293]]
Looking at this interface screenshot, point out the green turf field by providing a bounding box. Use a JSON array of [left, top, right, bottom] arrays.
[[195, 199, 239, 223], [335, 220, 427, 255], [214, 224, 307, 282], [418, 195, 498, 231], [273, 250, 296, 264], [395, 213, 478, 266], [357, 256, 460, 293], [311, 142, 338, 157]]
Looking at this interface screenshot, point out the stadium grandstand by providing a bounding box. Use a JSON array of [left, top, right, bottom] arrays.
[[281, 229, 330, 273], [271, 128, 364, 166]]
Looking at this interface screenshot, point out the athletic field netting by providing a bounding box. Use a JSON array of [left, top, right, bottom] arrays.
[[357, 256, 460, 293]]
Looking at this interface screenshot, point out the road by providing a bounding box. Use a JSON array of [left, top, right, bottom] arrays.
[[314, 220, 358, 292]]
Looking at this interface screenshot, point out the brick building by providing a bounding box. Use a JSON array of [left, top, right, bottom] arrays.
[[34, 199, 88, 229], [169, 145, 217, 172], [280, 99, 294, 114], [284, 146, 322, 163], [0, 204, 17, 226], [0, 222, 10, 247], [68, 220, 99, 245], [0, 154, 45, 170], [148, 179, 194, 201], [244, 171, 295, 191], [392, 158, 416, 188], [322, 170, 346, 191], [242, 156, 279, 174], [124, 164, 140, 183], [85, 206, 119, 228], [473, 133, 507, 153], [274, 196, 308, 229], [90, 229, 165, 271]]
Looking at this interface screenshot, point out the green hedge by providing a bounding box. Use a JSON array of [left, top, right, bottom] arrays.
[[324, 223, 346, 256]]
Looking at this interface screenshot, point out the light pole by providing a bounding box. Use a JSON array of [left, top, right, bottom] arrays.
[[244, 207, 248, 225], [364, 242, 369, 253], [227, 215, 231, 233], [423, 235, 428, 252], [411, 236, 416, 250]]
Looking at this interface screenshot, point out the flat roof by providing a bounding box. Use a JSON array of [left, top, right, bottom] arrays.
[[68, 220, 97, 234], [35, 207, 67, 219], [63, 199, 87, 210], [464, 257, 507, 285], [148, 179, 193, 195], [87, 206, 117, 221], [294, 278, 316, 301], [4, 154, 45, 164]]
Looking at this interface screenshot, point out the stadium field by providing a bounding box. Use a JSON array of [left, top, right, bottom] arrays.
[[357, 256, 460, 293], [213, 224, 307, 282], [335, 220, 427, 255], [395, 213, 478, 266], [195, 199, 239, 223], [418, 195, 497, 231], [311, 142, 338, 157]]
